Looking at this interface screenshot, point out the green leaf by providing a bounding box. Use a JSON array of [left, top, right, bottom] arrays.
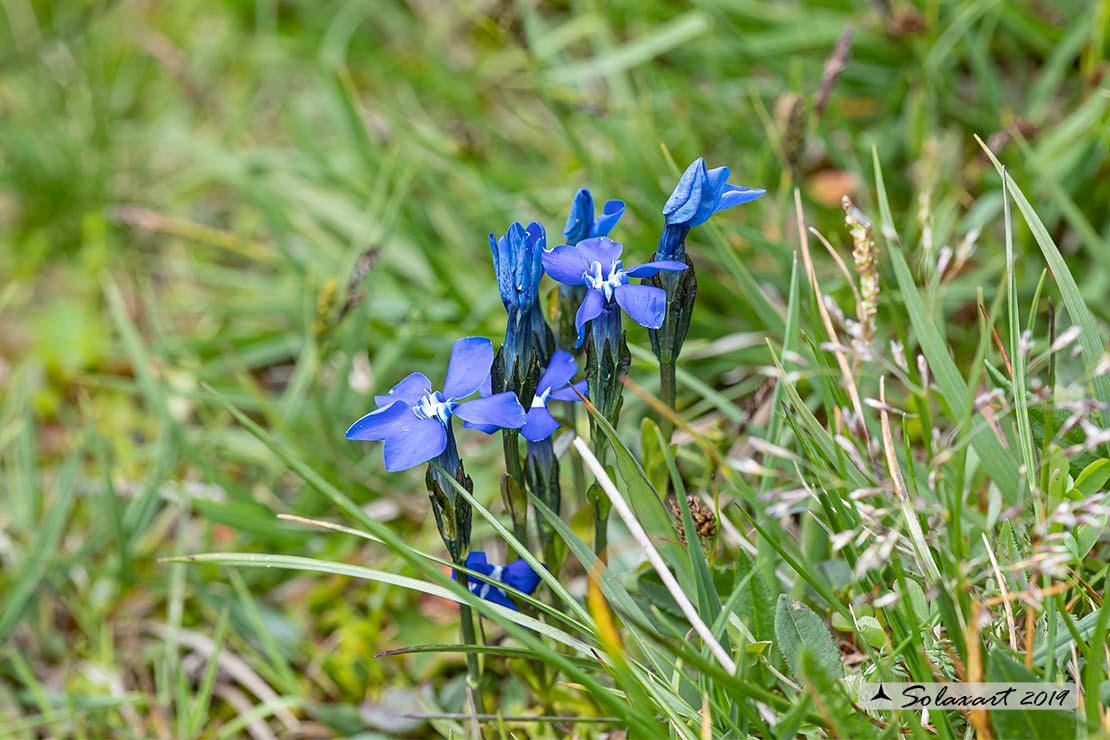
[[167, 552, 594, 656], [1070, 458, 1110, 497], [734, 551, 776, 643], [987, 652, 1076, 739], [773, 594, 843, 678]]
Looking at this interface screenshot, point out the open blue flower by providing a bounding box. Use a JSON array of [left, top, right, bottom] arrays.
[[460, 551, 541, 611], [466, 350, 587, 442], [345, 337, 526, 472], [663, 157, 765, 230], [541, 236, 686, 346], [563, 188, 626, 245]]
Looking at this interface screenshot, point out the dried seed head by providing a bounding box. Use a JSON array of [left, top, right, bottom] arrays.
[[669, 495, 718, 544]]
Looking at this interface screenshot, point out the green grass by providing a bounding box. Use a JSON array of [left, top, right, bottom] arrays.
[[2, 0, 1110, 737]]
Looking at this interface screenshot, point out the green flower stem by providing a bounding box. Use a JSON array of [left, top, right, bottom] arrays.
[[457, 596, 486, 715], [659, 358, 677, 442], [501, 429, 529, 544]]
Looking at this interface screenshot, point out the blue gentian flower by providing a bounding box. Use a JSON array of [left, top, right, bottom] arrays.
[[466, 350, 587, 442], [459, 551, 541, 611], [562, 188, 626, 245], [663, 157, 765, 230], [345, 337, 526, 472], [541, 236, 686, 346]]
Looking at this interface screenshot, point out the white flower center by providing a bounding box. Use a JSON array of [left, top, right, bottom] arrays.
[[412, 391, 455, 425], [583, 260, 626, 302], [531, 387, 552, 409], [471, 564, 505, 600]]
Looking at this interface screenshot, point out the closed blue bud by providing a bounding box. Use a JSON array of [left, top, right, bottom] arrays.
[[562, 188, 625, 245], [663, 157, 765, 230], [490, 222, 545, 313]]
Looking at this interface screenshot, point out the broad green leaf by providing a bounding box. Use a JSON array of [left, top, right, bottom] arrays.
[[1070, 458, 1110, 497], [774, 594, 843, 678]]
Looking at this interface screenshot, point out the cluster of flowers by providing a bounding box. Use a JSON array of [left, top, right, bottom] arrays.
[[346, 158, 764, 610]]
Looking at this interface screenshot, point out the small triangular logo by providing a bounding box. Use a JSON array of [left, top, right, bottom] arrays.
[[871, 684, 891, 702]]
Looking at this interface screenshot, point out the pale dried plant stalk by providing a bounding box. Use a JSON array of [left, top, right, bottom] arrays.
[[842, 195, 879, 344]]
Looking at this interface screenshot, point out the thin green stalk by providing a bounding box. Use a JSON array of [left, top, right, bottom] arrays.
[[501, 429, 529, 544], [457, 597, 486, 715], [659, 359, 677, 442], [590, 432, 610, 563]]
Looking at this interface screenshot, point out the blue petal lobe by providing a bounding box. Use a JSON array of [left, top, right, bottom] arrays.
[[574, 236, 623, 273], [501, 559, 542, 594], [623, 260, 688, 279], [562, 188, 594, 243], [541, 244, 592, 285], [614, 283, 667, 329], [374, 372, 432, 406], [574, 289, 606, 347], [548, 379, 588, 402], [716, 185, 766, 212], [345, 401, 413, 441], [663, 158, 706, 225], [520, 407, 560, 442], [476, 584, 517, 610], [443, 337, 494, 399], [454, 392, 526, 429], [593, 199, 625, 237], [382, 418, 446, 472], [465, 551, 494, 577], [461, 419, 499, 434], [536, 349, 577, 395]]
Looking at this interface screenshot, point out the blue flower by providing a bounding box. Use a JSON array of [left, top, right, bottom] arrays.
[[563, 188, 626, 245], [489, 222, 545, 313], [541, 236, 686, 346], [466, 350, 587, 442], [345, 337, 527, 472], [663, 158, 765, 230], [459, 551, 541, 611]]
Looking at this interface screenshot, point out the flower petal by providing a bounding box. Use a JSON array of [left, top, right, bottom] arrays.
[[443, 337, 494, 399], [541, 244, 592, 285], [461, 419, 499, 434], [374, 372, 431, 406], [474, 583, 517, 610], [593, 199, 625, 237], [536, 349, 577, 395], [716, 184, 766, 212], [562, 188, 594, 244], [520, 407, 560, 442], [574, 288, 606, 347], [574, 236, 623, 273], [501, 559, 542, 594], [548, 379, 588, 402], [455, 392, 526, 429], [663, 158, 707, 225], [381, 418, 446, 472], [464, 551, 494, 578], [614, 283, 667, 329], [623, 260, 688, 279], [345, 401, 414, 441]]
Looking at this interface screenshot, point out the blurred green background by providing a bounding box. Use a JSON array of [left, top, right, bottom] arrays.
[[2, 0, 1109, 736]]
